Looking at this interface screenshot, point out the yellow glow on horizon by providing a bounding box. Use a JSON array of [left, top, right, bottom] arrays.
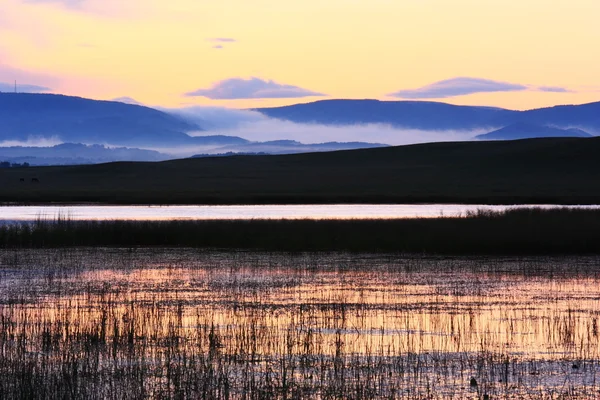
[[0, 0, 599, 109]]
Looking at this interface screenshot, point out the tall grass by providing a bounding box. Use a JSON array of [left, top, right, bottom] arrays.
[[1, 208, 600, 254], [0, 250, 599, 398]]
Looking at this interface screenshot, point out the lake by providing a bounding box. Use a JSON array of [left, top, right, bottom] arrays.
[[1, 249, 599, 398], [1, 203, 599, 221]]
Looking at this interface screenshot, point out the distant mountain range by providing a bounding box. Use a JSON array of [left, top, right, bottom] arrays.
[[0, 141, 389, 165], [192, 140, 387, 157], [0, 143, 170, 165], [255, 99, 600, 134], [475, 122, 592, 140], [0, 93, 246, 147], [1, 94, 599, 166], [255, 100, 512, 130]]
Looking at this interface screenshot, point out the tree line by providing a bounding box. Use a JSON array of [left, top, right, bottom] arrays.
[[0, 161, 30, 168]]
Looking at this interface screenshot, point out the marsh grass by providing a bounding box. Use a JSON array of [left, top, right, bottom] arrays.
[[1, 208, 600, 254], [1, 250, 600, 399]]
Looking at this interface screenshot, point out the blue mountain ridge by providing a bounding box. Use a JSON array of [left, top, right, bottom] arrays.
[[0, 93, 247, 147], [254, 99, 600, 134], [475, 122, 592, 140]]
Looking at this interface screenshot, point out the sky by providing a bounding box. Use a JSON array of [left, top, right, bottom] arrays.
[[1, 0, 599, 110]]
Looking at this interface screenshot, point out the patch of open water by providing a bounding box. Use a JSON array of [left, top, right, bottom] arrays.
[[0, 203, 599, 221], [0, 249, 599, 398]]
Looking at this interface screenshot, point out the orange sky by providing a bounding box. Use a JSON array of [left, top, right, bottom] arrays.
[[1, 0, 599, 110]]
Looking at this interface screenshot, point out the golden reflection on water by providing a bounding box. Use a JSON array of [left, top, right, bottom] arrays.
[[43, 266, 600, 359], [1, 249, 600, 398]]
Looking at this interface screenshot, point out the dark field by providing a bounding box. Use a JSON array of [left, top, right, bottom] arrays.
[[2, 208, 600, 254], [1, 137, 600, 204]]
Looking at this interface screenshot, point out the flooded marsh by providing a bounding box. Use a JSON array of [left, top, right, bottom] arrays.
[[1, 249, 600, 399]]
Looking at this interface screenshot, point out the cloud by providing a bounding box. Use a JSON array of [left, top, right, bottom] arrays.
[[0, 81, 51, 93], [390, 77, 528, 99], [164, 106, 483, 150], [538, 86, 571, 93], [185, 77, 326, 100], [164, 106, 266, 131], [208, 38, 237, 43], [207, 38, 236, 50], [389, 77, 573, 99]]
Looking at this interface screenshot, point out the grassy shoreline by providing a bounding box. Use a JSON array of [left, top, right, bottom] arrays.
[[2, 207, 600, 254]]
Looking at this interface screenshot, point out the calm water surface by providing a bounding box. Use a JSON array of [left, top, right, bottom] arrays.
[[1, 249, 599, 398], [1, 203, 598, 221]]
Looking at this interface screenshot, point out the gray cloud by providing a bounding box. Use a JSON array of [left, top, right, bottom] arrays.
[[390, 77, 573, 99], [390, 77, 528, 99], [0, 81, 51, 93], [538, 86, 571, 93], [208, 38, 237, 43], [164, 106, 266, 131], [207, 38, 236, 50], [185, 77, 326, 100]]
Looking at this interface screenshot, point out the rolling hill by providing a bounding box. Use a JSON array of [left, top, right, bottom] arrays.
[[255, 99, 514, 130], [475, 122, 592, 140], [0, 93, 247, 147], [1, 137, 599, 204], [255, 99, 600, 134]]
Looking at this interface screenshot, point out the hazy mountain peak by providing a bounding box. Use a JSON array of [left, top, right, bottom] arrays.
[[476, 122, 593, 140]]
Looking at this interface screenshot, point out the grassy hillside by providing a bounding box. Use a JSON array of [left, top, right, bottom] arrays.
[[1, 137, 599, 204]]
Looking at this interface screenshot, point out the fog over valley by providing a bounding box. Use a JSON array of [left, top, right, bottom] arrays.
[[166, 106, 482, 146], [0, 93, 598, 165]]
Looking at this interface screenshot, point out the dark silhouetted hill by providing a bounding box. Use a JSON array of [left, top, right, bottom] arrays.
[[2, 137, 600, 204], [255, 99, 600, 134], [0, 93, 248, 147], [254, 99, 514, 130], [476, 122, 592, 140]]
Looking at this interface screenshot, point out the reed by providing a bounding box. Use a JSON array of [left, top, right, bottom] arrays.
[[0, 250, 598, 399], [1, 207, 600, 254]]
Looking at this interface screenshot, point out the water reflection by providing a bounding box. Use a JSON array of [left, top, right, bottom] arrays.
[[0, 250, 599, 398], [1, 203, 599, 221]]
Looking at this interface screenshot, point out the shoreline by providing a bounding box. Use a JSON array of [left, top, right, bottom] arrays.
[[2, 208, 600, 254]]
